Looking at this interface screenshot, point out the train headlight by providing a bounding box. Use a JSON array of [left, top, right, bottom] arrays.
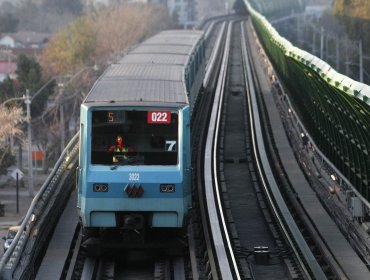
[[93, 183, 109, 192], [160, 184, 175, 193]]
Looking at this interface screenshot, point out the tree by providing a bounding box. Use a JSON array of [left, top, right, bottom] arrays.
[[92, 4, 175, 66], [16, 1, 44, 32], [42, 0, 83, 16], [15, 55, 53, 118], [0, 1, 18, 32], [0, 1, 16, 13], [41, 3, 175, 76], [0, 107, 24, 141], [0, 13, 19, 33], [41, 17, 97, 77], [0, 147, 15, 175], [16, 55, 42, 91], [0, 106, 25, 174], [333, 0, 370, 20], [0, 77, 17, 102], [15, 0, 82, 33]]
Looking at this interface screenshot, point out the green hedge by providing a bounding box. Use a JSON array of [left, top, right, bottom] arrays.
[[245, 0, 370, 199]]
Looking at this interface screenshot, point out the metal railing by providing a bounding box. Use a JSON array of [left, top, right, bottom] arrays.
[[0, 133, 79, 280]]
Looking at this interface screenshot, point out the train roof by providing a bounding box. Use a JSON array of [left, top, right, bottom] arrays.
[[130, 45, 195, 56], [142, 32, 203, 46], [84, 80, 186, 104], [119, 53, 189, 65], [128, 30, 203, 57], [85, 63, 186, 103], [105, 63, 183, 81], [84, 30, 204, 105]]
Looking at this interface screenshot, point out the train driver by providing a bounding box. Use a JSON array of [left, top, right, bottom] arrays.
[[108, 135, 133, 162]]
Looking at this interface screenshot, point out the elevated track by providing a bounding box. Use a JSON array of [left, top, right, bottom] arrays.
[[1, 14, 370, 280]]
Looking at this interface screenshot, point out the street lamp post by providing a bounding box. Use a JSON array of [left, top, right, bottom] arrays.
[[25, 89, 34, 196]]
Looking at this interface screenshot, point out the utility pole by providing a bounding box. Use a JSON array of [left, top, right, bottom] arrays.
[[345, 41, 349, 76], [297, 14, 301, 46], [58, 83, 65, 152], [25, 89, 34, 196], [359, 40, 363, 83], [320, 26, 324, 59], [312, 27, 316, 55], [336, 36, 340, 71]]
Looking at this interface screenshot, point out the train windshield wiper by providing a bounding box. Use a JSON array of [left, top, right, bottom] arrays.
[[110, 156, 143, 169], [124, 156, 144, 165], [110, 163, 120, 170]]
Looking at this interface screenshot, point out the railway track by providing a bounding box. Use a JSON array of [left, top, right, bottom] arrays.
[[61, 223, 190, 279], [76, 254, 186, 279], [218, 20, 291, 278], [194, 19, 298, 279], [192, 18, 348, 279]]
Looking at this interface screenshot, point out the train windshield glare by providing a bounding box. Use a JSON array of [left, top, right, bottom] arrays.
[[91, 109, 179, 165]]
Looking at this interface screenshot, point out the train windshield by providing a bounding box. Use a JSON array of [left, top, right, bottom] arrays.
[[91, 109, 179, 166]]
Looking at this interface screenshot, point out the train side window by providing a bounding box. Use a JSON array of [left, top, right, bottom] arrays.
[[196, 46, 201, 70], [185, 68, 190, 91]]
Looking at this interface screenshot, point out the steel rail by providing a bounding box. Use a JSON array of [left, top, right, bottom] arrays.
[[240, 22, 327, 279], [192, 18, 229, 280], [204, 21, 215, 43], [204, 21, 241, 280], [203, 22, 227, 88]]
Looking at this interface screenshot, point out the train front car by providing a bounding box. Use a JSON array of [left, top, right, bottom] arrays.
[[79, 103, 191, 229], [77, 30, 204, 247]]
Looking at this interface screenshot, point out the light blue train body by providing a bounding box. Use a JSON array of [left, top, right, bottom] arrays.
[[77, 30, 205, 231]]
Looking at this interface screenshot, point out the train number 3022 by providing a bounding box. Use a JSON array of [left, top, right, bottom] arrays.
[[129, 173, 140, 181]]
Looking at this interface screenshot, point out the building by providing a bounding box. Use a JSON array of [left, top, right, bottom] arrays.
[[0, 50, 17, 82], [0, 31, 50, 82], [0, 31, 50, 49]]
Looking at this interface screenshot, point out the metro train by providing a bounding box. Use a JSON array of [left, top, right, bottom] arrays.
[[77, 30, 205, 241]]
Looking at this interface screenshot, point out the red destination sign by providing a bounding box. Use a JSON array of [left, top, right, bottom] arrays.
[[147, 111, 171, 124]]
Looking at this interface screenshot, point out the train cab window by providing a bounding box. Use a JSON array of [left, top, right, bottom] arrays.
[[91, 109, 179, 166]]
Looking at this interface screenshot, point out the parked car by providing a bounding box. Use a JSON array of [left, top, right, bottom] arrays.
[[2, 225, 20, 252]]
